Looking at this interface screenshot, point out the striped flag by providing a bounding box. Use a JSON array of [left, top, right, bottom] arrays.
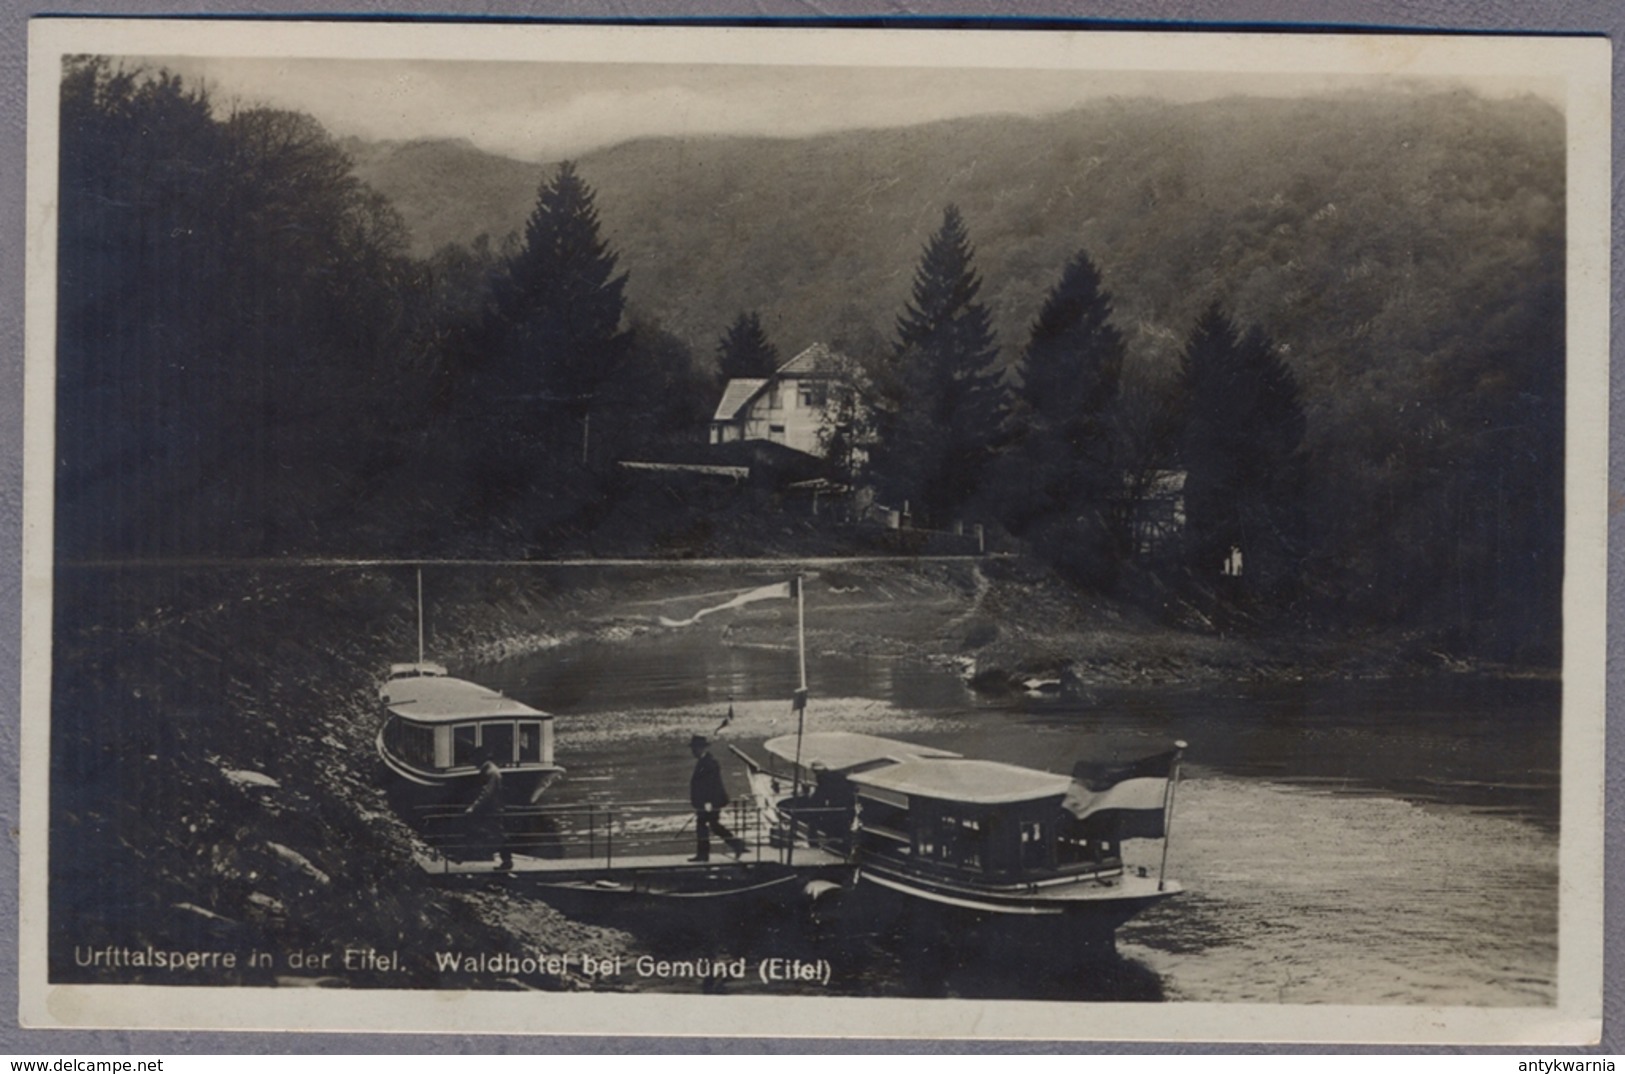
[[1061, 749, 1179, 839], [659, 579, 798, 627]]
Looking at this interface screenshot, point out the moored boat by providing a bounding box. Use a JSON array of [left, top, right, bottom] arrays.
[[376, 570, 564, 809], [744, 730, 1185, 953], [377, 669, 564, 807]]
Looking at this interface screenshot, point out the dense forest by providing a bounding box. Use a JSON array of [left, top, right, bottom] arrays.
[[56, 60, 1564, 663]]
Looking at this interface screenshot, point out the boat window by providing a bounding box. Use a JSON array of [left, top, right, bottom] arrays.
[[1056, 812, 1119, 867], [915, 815, 938, 860], [854, 796, 911, 853], [394, 722, 435, 768], [949, 814, 983, 870], [915, 809, 984, 871], [481, 721, 515, 766], [1020, 818, 1050, 869], [452, 724, 479, 767], [517, 721, 543, 763]]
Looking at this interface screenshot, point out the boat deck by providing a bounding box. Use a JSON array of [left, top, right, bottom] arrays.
[[417, 843, 847, 878]]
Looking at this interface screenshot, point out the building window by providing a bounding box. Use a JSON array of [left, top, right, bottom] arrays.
[[798, 384, 826, 409], [769, 424, 786, 441]]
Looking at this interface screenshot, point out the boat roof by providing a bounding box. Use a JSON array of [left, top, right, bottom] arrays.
[[848, 757, 1072, 806], [762, 731, 960, 773], [388, 661, 449, 679], [381, 675, 548, 723]]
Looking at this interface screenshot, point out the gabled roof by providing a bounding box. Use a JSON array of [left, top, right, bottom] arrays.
[[774, 342, 848, 378], [712, 378, 769, 422]]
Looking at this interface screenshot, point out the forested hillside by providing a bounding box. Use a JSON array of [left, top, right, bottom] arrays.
[[351, 89, 1564, 658], [353, 91, 1561, 390], [57, 62, 1564, 662]]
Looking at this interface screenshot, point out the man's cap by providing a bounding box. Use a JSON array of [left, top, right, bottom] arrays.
[[689, 734, 709, 749]]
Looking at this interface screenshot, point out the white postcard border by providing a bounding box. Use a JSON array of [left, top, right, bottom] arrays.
[[17, 17, 1611, 1043]]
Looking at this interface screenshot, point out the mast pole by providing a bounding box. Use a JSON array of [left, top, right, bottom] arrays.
[[1158, 740, 1187, 892], [791, 576, 808, 796], [797, 573, 807, 695], [416, 568, 425, 669]]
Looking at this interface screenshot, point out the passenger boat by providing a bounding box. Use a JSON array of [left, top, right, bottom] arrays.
[[739, 729, 1185, 953], [377, 666, 563, 806], [376, 572, 563, 808]]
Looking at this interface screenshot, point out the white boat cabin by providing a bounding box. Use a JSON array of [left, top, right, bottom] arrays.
[[846, 758, 1121, 876], [380, 673, 556, 778], [762, 732, 1125, 879]]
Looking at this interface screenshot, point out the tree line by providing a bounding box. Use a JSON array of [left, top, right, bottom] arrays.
[[815, 205, 1309, 613], [55, 60, 1561, 661]]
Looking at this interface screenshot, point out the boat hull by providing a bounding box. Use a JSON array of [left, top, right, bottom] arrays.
[[849, 858, 1180, 959]]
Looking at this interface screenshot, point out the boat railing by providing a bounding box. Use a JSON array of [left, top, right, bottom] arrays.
[[767, 801, 853, 856], [408, 797, 789, 870]]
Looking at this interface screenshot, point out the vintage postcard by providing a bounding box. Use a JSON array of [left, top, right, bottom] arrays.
[[19, 19, 1610, 1042]]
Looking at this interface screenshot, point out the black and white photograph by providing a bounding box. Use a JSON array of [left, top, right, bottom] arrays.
[[18, 19, 1609, 1042]]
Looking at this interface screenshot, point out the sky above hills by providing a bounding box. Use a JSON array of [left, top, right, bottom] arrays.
[[152, 50, 1555, 163]]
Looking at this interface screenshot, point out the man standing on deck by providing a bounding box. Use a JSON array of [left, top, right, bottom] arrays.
[[688, 734, 747, 862], [465, 753, 513, 871]]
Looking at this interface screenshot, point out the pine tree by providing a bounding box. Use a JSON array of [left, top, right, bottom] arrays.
[[873, 205, 1003, 525], [464, 160, 632, 496], [488, 161, 630, 416], [999, 250, 1126, 543], [1178, 302, 1307, 605], [715, 311, 780, 386]]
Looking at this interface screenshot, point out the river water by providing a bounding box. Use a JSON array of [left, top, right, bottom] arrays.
[[473, 632, 1560, 1007]]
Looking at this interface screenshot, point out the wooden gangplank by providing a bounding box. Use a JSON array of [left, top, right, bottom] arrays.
[[408, 794, 849, 884]]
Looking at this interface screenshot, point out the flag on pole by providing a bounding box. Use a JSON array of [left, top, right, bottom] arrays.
[[659, 580, 795, 627], [1061, 749, 1179, 839]]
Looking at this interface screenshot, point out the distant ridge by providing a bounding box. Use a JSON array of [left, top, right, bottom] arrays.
[[348, 90, 1563, 421]]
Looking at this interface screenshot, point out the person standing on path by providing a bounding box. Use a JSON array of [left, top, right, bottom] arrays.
[[688, 734, 746, 862]]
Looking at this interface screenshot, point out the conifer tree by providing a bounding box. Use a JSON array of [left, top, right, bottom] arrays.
[[715, 311, 780, 386], [999, 250, 1126, 541], [1178, 302, 1308, 604], [872, 205, 1003, 525], [487, 161, 630, 417], [469, 161, 631, 482]]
